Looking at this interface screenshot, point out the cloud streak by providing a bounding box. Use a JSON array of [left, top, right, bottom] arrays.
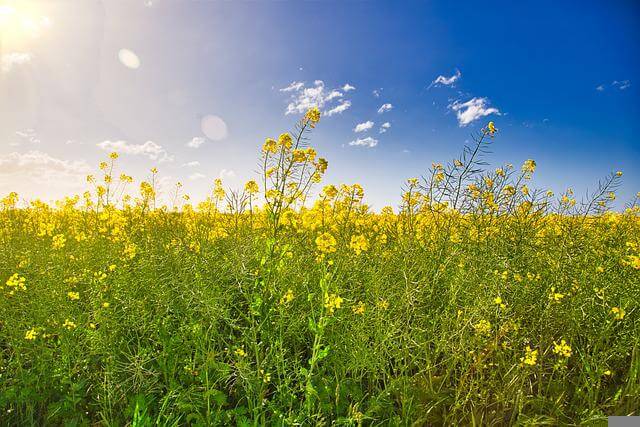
[[429, 69, 461, 88], [97, 140, 173, 162], [349, 137, 378, 148], [377, 103, 393, 114]]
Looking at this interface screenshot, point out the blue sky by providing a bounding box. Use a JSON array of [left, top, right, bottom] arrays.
[[1, 0, 638, 208]]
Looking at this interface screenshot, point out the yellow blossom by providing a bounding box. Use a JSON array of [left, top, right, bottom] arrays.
[[520, 346, 538, 366]]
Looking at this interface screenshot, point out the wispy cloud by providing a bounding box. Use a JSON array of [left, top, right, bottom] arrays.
[[186, 137, 206, 148], [349, 137, 378, 148], [429, 69, 461, 88], [372, 88, 382, 98], [612, 80, 631, 90], [219, 169, 236, 179], [449, 97, 500, 127], [97, 140, 173, 162], [281, 80, 353, 116], [15, 129, 41, 145], [596, 80, 631, 91], [377, 103, 393, 114], [324, 99, 351, 117], [1, 52, 32, 72], [280, 81, 305, 92], [0, 151, 91, 180], [189, 172, 206, 181], [182, 161, 201, 167], [325, 90, 343, 101], [379, 122, 391, 133], [354, 120, 374, 133]]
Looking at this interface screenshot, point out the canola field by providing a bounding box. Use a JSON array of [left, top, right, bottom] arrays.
[[1, 109, 639, 425]]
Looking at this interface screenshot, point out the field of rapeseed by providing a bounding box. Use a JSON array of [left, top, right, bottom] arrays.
[[1, 109, 638, 425]]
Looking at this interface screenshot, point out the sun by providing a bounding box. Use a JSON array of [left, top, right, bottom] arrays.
[[0, 1, 51, 49]]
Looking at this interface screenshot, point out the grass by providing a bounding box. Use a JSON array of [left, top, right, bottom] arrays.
[[0, 111, 638, 425]]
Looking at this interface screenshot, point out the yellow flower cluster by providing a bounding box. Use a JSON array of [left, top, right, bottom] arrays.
[[520, 346, 538, 366], [552, 339, 572, 358], [324, 293, 343, 314]]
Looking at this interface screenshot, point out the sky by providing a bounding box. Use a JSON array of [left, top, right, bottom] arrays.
[[1, 0, 639, 209]]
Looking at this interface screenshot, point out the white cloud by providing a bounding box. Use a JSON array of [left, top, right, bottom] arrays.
[[372, 89, 382, 98], [324, 99, 351, 117], [377, 103, 393, 114], [1, 52, 32, 72], [189, 172, 206, 181], [281, 80, 352, 116], [186, 136, 206, 148], [15, 129, 41, 145], [97, 140, 173, 162], [280, 81, 304, 92], [429, 69, 461, 88], [0, 151, 91, 180], [325, 90, 343, 101], [342, 84, 356, 92], [449, 97, 500, 127], [612, 80, 631, 90], [183, 161, 201, 167], [219, 169, 235, 179], [349, 137, 378, 148], [596, 85, 605, 91], [354, 121, 374, 133], [379, 122, 391, 133]]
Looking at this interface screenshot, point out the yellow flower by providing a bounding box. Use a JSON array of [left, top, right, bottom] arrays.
[[377, 299, 389, 310], [5, 273, 27, 291], [109, 152, 119, 160], [473, 319, 492, 335], [244, 180, 259, 195], [349, 234, 369, 255], [25, 328, 38, 340], [324, 293, 343, 314], [213, 178, 226, 200], [234, 347, 247, 357], [494, 296, 506, 309], [262, 137, 278, 154], [304, 107, 321, 125], [487, 121, 497, 135], [63, 319, 77, 330], [520, 346, 538, 366], [280, 289, 294, 305], [522, 159, 536, 174], [352, 301, 366, 315], [260, 369, 271, 383], [278, 133, 293, 149], [552, 339, 572, 358], [316, 232, 337, 254], [322, 185, 338, 199], [67, 291, 80, 301], [611, 307, 625, 320], [52, 234, 66, 250], [549, 287, 564, 302], [102, 302, 110, 308]]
